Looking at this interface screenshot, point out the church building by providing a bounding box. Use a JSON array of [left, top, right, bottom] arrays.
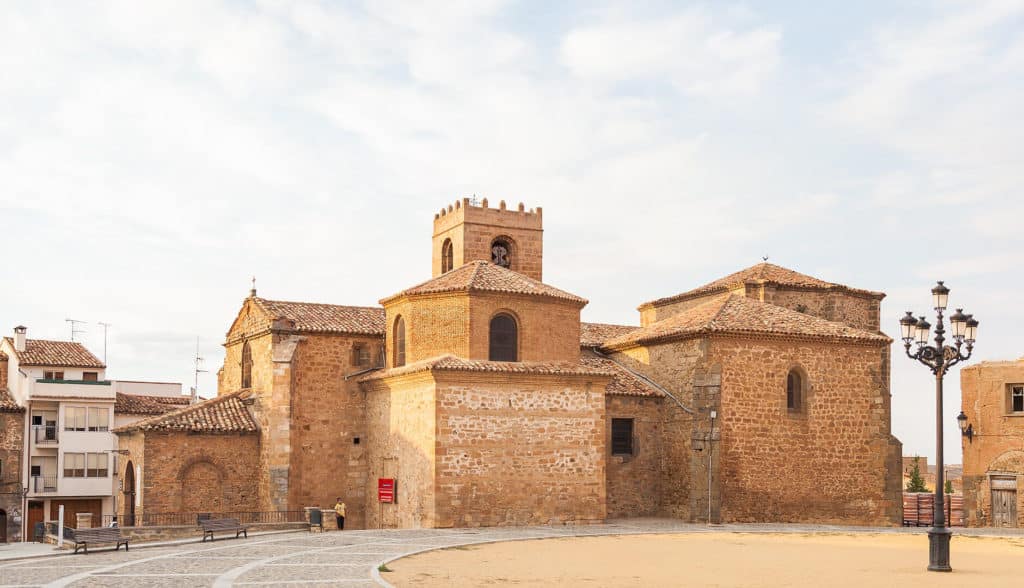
[[114, 199, 903, 528]]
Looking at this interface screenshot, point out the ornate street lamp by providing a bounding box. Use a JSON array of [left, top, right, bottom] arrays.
[[900, 281, 977, 572]]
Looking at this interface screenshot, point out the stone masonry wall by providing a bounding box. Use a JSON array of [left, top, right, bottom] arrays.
[[363, 373, 437, 529], [0, 409, 24, 541], [288, 333, 379, 528], [117, 431, 146, 519], [467, 294, 581, 362], [708, 336, 901, 525], [433, 372, 608, 527], [605, 395, 663, 517], [960, 359, 1024, 527], [385, 295, 471, 366], [133, 432, 260, 515], [762, 288, 881, 332]]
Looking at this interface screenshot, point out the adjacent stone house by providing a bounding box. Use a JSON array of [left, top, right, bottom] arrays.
[[0, 374, 26, 543], [960, 358, 1024, 527], [115, 199, 903, 527]]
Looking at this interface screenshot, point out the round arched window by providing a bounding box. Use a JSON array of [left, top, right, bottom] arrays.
[[393, 316, 406, 367], [441, 239, 454, 273], [489, 314, 518, 362]]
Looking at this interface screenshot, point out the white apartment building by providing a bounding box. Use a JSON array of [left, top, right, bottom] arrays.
[[2, 326, 183, 539]]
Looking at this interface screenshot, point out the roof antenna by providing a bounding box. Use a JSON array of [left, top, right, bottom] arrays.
[[193, 337, 207, 405], [65, 318, 87, 342], [97, 322, 112, 365], [250, 276, 257, 298]]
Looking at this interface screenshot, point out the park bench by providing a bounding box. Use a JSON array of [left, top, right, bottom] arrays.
[[200, 517, 249, 542], [69, 527, 129, 554]]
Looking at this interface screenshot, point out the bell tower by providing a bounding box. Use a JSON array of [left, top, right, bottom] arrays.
[[432, 198, 544, 281]]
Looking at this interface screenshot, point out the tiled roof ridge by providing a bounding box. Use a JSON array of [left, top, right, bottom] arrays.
[[115, 392, 189, 415], [359, 354, 615, 382], [605, 294, 889, 350], [254, 297, 382, 313], [2, 337, 106, 368], [113, 390, 257, 433], [380, 261, 587, 305], [640, 262, 884, 309], [244, 297, 386, 336]]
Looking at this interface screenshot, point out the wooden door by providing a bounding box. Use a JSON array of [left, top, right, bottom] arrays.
[[27, 502, 44, 541], [0, 510, 7, 543], [992, 489, 1017, 527]]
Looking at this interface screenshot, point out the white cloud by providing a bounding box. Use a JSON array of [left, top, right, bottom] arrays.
[[560, 8, 781, 97]]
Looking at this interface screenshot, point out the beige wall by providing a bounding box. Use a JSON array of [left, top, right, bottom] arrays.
[[605, 395, 664, 517], [960, 359, 1024, 527]]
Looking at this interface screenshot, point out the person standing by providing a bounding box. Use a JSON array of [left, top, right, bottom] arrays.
[[334, 497, 346, 530]]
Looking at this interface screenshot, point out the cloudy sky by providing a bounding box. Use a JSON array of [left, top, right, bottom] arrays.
[[2, 1, 1021, 462]]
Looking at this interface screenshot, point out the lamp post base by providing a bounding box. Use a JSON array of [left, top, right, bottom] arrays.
[[927, 527, 952, 572]]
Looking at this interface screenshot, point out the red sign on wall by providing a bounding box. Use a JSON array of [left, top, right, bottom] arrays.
[[378, 478, 396, 503]]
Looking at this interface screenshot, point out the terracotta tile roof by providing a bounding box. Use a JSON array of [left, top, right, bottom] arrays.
[[113, 391, 258, 434], [579, 355, 663, 397], [580, 322, 639, 348], [605, 294, 890, 350], [380, 261, 588, 306], [359, 354, 614, 382], [0, 350, 7, 361], [2, 337, 105, 368], [115, 393, 191, 416], [640, 262, 884, 309], [0, 388, 23, 412], [253, 298, 385, 335]]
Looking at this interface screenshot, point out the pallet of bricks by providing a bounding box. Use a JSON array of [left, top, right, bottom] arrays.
[[903, 493, 964, 527]]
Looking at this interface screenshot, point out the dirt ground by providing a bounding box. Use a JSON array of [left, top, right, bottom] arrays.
[[385, 532, 1024, 587]]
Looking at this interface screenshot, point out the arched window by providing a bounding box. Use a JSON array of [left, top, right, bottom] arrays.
[[441, 239, 454, 273], [491, 237, 512, 268], [787, 369, 803, 411], [241, 341, 253, 389], [489, 313, 518, 362], [394, 316, 406, 367]]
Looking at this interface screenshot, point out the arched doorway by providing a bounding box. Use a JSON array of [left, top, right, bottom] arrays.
[[0, 509, 7, 543], [123, 461, 136, 526]]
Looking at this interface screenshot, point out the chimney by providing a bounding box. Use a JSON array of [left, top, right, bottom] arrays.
[[190, 386, 198, 405], [13, 326, 27, 352]]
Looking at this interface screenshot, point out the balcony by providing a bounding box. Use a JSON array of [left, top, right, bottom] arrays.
[[32, 475, 57, 493], [33, 425, 59, 445], [30, 379, 114, 400]]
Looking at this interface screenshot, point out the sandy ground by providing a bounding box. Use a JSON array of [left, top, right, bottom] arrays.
[[385, 532, 1024, 587]]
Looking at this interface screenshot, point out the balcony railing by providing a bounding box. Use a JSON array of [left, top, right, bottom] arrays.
[[33, 425, 59, 444], [31, 476, 57, 493]]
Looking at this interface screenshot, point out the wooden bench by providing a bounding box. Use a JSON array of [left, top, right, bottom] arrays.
[[200, 518, 249, 542], [69, 527, 129, 554]]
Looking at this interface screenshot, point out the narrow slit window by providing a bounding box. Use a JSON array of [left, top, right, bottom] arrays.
[[441, 239, 454, 273], [787, 370, 803, 411], [394, 317, 406, 367], [241, 340, 253, 389]]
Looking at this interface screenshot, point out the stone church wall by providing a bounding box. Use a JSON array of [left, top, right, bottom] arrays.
[[708, 336, 901, 525], [363, 373, 438, 529], [762, 289, 881, 332], [433, 372, 608, 527], [385, 295, 472, 365], [605, 395, 664, 517], [287, 333, 379, 527], [467, 294, 581, 362], [0, 408, 24, 542], [120, 431, 260, 516]]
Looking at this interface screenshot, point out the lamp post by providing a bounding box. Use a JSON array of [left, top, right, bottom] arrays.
[[899, 281, 978, 572]]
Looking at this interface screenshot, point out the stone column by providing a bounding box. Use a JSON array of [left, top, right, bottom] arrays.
[[75, 512, 92, 529]]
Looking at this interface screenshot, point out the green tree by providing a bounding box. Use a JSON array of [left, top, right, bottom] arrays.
[[906, 456, 928, 493], [945, 479, 954, 494]]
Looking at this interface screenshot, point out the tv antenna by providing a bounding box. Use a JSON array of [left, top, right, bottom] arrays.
[[65, 318, 87, 342], [98, 322, 112, 364], [193, 337, 208, 403]]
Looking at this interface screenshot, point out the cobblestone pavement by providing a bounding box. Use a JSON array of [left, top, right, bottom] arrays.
[[1, 519, 1022, 587]]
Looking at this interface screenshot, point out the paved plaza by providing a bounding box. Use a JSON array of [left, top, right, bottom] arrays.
[[0, 520, 1022, 587]]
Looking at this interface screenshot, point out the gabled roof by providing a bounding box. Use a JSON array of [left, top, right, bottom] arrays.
[[605, 294, 890, 350], [379, 261, 588, 306], [580, 322, 638, 348], [2, 337, 105, 368], [114, 393, 191, 416], [640, 262, 884, 309], [252, 298, 385, 335], [359, 354, 613, 382], [113, 391, 258, 434], [0, 388, 23, 413], [579, 355, 663, 397]]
